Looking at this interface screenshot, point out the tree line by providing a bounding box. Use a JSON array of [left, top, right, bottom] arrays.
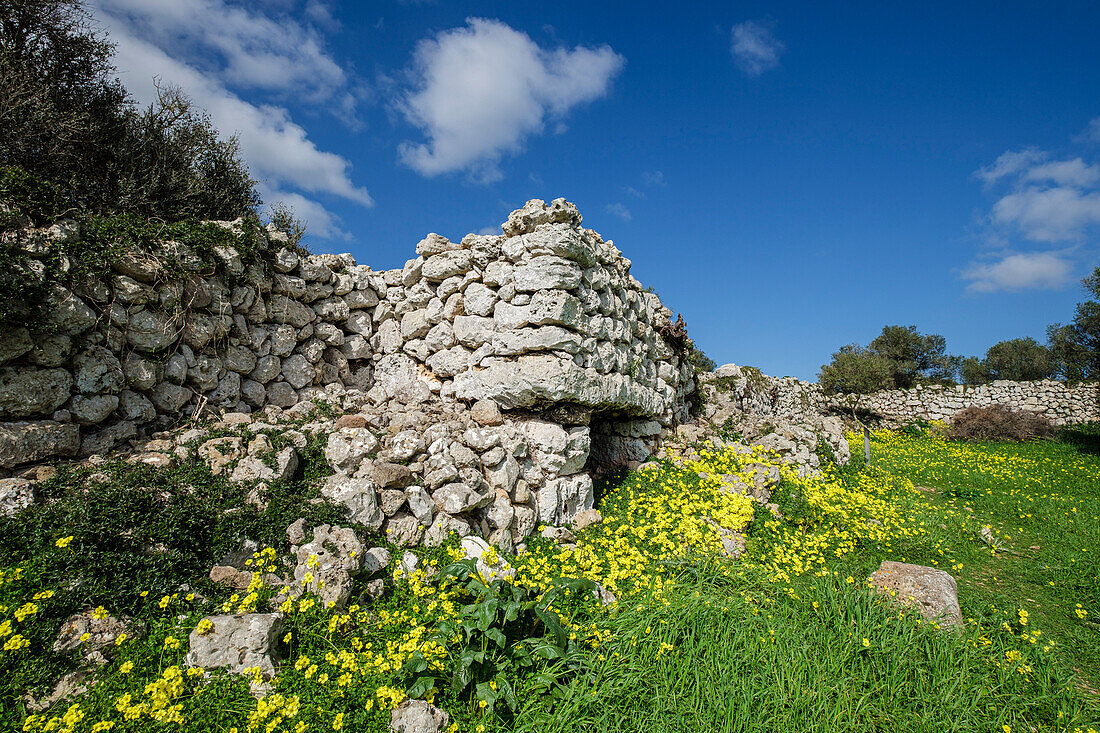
[[819, 267, 1100, 395]]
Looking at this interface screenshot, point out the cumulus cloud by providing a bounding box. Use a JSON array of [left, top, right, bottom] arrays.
[[964, 140, 1100, 292], [259, 186, 350, 241], [642, 170, 666, 186], [962, 252, 1074, 293], [605, 203, 632, 221], [93, 3, 372, 240], [730, 20, 784, 77], [991, 187, 1100, 242], [398, 18, 624, 181], [93, 0, 353, 105]]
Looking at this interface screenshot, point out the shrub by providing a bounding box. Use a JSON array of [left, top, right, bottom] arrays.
[[0, 1, 260, 223], [947, 405, 1053, 442]]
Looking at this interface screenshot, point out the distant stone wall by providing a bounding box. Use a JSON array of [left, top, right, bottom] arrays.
[[709, 364, 1099, 426], [841, 380, 1099, 425], [0, 199, 695, 469]]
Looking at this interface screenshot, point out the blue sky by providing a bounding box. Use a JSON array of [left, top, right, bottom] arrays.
[[90, 1, 1100, 380]]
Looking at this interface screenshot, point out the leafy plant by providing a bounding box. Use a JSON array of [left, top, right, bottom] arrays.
[[397, 560, 596, 716]]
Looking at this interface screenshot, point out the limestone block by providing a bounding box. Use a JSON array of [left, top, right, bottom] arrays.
[[0, 368, 73, 418], [321, 475, 383, 529], [186, 613, 283, 679], [512, 256, 583, 292]]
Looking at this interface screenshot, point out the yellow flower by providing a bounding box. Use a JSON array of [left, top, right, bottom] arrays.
[[861, 638, 870, 647], [55, 536, 74, 549], [119, 661, 134, 674], [331, 713, 344, 731]]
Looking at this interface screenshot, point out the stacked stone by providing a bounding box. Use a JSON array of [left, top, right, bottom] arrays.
[[701, 363, 1099, 428], [0, 199, 697, 474], [0, 221, 387, 465], [366, 198, 694, 434], [314, 397, 594, 550], [840, 380, 1100, 426]]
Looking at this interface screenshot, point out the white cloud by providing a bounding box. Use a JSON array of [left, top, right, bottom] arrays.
[[625, 186, 645, 199], [1078, 116, 1100, 143], [991, 187, 1100, 242], [966, 139, 1100, 292], [93, 0, 351, 106], [1024, 158, 1100, 187], [92, 10, 372, 240], [605, 203, 632, 221], [730, 20, 784, 77], [975, 148, 1046, 185], [642, 170, 665, 186], [398, 18, 624, 181], [962, 252, 1074, 292]]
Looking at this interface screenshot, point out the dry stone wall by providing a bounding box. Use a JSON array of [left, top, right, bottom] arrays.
[[708, 364, 1099, 426], [0, 199, 696, 501]]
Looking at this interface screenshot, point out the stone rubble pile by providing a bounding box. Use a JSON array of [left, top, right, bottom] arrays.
[[657, 363, 852, 480]]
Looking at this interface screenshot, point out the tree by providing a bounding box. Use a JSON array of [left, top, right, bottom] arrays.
[[868, 325, 950, 388], [818, 345, 893, 464], [982, 338, 1054, 381], [960, 356, 993, 385], [0, 0, 259, 221], [1047, 267, 1100, 380], [819, 344, 895, 398]]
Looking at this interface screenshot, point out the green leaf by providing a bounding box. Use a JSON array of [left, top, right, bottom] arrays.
[[535, 606, 569, 648], [406, 675, 436, 698], [485, 627, 507, 648]]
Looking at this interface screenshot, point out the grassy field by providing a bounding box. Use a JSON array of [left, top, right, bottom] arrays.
[[1, 424, 1098, 733]]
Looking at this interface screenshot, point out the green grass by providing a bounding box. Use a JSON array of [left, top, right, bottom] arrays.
[[2, 428, 1099, 733], [867, 431, 1100, 696], [502, 569, 1091, 732]]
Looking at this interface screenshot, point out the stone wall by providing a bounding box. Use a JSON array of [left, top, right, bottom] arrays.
[[0, 199, 695, 472], [709, 364, 1099, 426], [838, 380, 1099, 425]]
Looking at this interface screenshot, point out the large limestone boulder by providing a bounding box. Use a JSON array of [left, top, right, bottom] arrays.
[[390, 698, 450, 733], [292, 525, 364, 609], [186, 613, 284, 679], [869, 561, 962, 630]]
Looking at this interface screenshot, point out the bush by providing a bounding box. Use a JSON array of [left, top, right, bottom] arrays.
[[947, 405, 1054, 442], [1, 2, 259, 223]]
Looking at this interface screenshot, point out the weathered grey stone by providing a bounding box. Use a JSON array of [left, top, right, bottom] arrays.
[[390, 698, 450, 733], [73, 346, 124, 394], [0, 421, 81, 467], [126, 309, 181, 351], [513, 256, 583, 292], [537, 473, 594, 526], [293, 524, 363, 609], [422, 250, 473, 281], [44, 287, 97, 336], [431, 482, 490, 513], [423, 513, 471, 546], [321, 475, 384, 529], [324, 428, 379, 472], [869, 561, 962, 630], [68, 394, 118, 424], [0, 368, 73, 417], [470, 399, 503, 426], [0, 478, 36, 517], [267, 295, 315, 328], [0, 327, 33, 364], [185, 613, 283, 679]]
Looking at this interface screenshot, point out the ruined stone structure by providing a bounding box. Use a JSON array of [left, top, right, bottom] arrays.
[[0, 199, 697, 542]]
